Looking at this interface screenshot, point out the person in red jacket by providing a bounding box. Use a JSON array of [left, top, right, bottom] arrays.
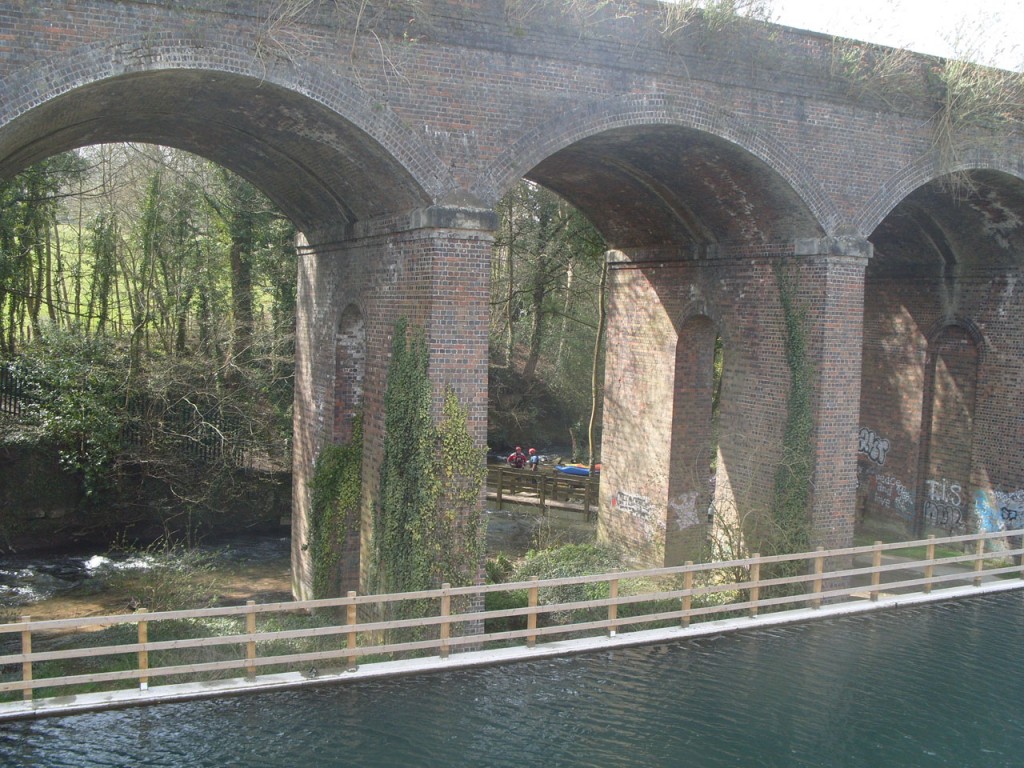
[[507, 446, 527, 468]]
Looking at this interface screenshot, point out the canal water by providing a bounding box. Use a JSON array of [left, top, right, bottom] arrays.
[[2, 590, 1022, 767]]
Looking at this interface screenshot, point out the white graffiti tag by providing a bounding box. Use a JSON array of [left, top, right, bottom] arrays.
[[872, 474, 914, 519], [669, 492, 700, 530], [924, 478, 965, 532]]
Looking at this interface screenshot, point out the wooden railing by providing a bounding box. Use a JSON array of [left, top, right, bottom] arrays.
[[2, 529, 1022, 711], [487, 465, 598, 517]]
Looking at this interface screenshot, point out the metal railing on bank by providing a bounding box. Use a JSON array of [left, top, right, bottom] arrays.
[[2, 528, 1022, 714]]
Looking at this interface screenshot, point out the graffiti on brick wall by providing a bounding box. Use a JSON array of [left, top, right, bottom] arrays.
[[613, 490, 665, 543], [669, 491, 700, 531], [975, 488, 1024, 532], [858, 427, 891, 465], [923, 478, 966, 532], [868, 473, 915, 520]]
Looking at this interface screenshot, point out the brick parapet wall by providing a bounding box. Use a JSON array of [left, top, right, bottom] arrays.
[[3, 1, 1020, 232]]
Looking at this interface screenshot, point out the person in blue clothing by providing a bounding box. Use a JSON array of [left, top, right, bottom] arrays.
[[528, 447, 540, 471]]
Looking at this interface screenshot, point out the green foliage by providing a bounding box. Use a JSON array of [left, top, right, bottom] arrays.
[[483, 554, 522, 635], [11, 327, 130, 500], [427, 386, 487, 585], [0, 152, 87, 356], [373, 319, 436, 596], [514, 542, 619, 623], [308, 414, 363, 599], [5, 324, 293, 523], [490, 181, 607, 448], [0, 145, 297, 525], [371, 320, 486, 641], [482, 544, 620, 632], [766, 263, 814, 565]]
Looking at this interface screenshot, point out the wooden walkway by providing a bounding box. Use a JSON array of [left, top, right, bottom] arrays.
[[486, 466, 599, 519]]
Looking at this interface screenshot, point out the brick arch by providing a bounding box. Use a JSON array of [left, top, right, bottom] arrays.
[[855, 139, 1024, 236], [0, 38, 454, 231], [481, 92, 841, 237], [924, 316, 987, 362]]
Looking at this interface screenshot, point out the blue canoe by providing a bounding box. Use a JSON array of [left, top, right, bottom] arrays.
[[555, 463, 600, 477]]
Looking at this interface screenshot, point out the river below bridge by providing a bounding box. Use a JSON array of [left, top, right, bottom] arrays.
[[0, 507, 593, 621]]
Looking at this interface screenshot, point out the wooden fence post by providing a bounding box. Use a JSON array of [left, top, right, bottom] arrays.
[[870, 541, 882, 602], [527, 584, 539, 648], [812, 548, 825, 608], [749, 556, 760, 617], [346, 591, 358, 671], [608, 579, 618, 637], [20, 616, 31, 702], [245, 600, 257, 680], [496, 467, 504, 510], [681, 562, 694, 627], [974, 538, 985, 587], [440, 584, 451, 659], [538, 476, 547, 514], [138, 610, 149, 690], [924, 535, 936, 594]]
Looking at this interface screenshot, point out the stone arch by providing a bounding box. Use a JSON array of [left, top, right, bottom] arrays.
[[0, 38, 455, 232], [333, 303, 366, 445], [481, 91, 840, 239]]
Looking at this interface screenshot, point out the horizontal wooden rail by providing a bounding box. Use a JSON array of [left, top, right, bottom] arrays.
[[2, 528, 1022, 710]]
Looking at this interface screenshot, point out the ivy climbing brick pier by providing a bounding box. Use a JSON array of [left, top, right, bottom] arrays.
[[1, 1, 1023, 592]]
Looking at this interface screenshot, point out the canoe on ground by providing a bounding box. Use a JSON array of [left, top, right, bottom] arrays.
[[555, 463, 600, 476]]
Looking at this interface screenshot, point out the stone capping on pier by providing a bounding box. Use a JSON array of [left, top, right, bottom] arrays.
[[1, 529, 1021, 721]]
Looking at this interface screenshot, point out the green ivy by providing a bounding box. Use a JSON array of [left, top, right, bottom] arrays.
[[11, 328, 130, 503], [308, 413, 363, 599], [769, 263, 814, 558], [372, 320, 485, 604]]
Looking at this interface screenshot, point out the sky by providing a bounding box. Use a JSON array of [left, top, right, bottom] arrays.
[[772, 0, 1024, 71]]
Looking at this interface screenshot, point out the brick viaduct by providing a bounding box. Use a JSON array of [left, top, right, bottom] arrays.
[[2, 1, 1022, 598]]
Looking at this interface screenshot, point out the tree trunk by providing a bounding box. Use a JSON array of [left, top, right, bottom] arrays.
[[587, 255, 608, 469]]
